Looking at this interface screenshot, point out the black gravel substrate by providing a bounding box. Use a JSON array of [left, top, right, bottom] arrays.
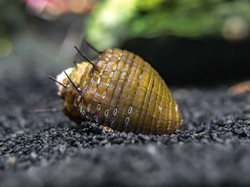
[[1, 76, 250, 187]]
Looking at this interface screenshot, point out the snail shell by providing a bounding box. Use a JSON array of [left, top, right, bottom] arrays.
[[56, 48, 183, 135]]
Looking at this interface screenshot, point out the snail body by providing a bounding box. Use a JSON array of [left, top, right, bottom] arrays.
[[56, 48, 183, 135]]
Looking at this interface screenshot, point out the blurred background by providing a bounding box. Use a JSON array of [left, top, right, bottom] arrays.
[[1, 0, 250, 87]]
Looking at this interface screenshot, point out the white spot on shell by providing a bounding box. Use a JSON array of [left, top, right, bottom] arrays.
[[80, 106, 86, 116], [97, 78, 101, 84], [90, 78, 94, 84], [125, 117, 130, 126], [112, 65, 117, 70], [104, 109, 109, 117], [82, 81, 87, 88], [102, 92, 106, 99], [113, 108, 118, 116], [77, 96, 81, 102], [94, 116, 98, 122], [106, 79, 111, 86], [109, 72, 114, 78], [158, 106, 162, 111], [73, 100, 77, 107], [175, 106, 178, 112], [87, 104, 91, 112], [97, 104, 101, 111], [128, 107, 133, 114]]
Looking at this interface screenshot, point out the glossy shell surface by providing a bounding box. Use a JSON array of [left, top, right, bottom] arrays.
[[57, 48, 183, 135]]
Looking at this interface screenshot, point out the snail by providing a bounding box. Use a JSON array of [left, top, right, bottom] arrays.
[[50, 41, 183, 135]]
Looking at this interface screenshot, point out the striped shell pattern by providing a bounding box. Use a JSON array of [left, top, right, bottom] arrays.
[[56, 48, 183, 135]]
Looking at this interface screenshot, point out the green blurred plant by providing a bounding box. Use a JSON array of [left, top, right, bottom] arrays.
[[86, 0, 250, 49]]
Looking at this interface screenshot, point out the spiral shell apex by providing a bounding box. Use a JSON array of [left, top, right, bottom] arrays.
[[56, 48, 183, 135]]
